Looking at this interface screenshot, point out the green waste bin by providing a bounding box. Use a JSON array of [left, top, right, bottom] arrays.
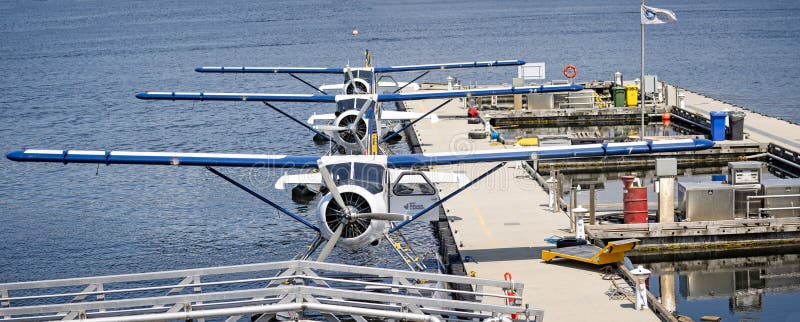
[[612, 86, 626, 107]]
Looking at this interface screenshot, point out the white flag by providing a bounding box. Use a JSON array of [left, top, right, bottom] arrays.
[[641, 5, 677, 24]]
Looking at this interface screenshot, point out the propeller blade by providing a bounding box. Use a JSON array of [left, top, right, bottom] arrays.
[[351, 212, 410, 222], [316, 222, 344, 262], [317, 162, 347, 211], [315, 125, 348, 132], [352, 128, 369, 153], [345, 66, 358, 94], [353, 98, 372, 125], [352, 99, 373, 153]]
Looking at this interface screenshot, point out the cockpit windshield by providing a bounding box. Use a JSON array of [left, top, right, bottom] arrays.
[[324, 162, 384, 194]]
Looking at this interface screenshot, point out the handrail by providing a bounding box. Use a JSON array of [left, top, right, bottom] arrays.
[[746, 194, 800, 218], [0, 260, 540, 321]]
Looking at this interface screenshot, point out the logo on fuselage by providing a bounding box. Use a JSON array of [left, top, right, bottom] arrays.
[[403, 202, 425, 211]]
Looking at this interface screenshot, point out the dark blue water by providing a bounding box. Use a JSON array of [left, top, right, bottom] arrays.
[[2, 0, 799, 317]]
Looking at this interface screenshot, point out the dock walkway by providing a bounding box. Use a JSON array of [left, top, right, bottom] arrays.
[[678, 88, 800, 151], [404, 98, 658, 321]]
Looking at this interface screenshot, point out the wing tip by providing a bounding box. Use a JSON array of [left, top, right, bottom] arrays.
[[695, 138, 715, 149], [6, 150, 24, 161]]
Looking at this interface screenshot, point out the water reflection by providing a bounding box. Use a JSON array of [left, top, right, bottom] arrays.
[[646, 253, 800, 321]]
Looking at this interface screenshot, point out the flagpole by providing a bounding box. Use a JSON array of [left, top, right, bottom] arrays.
[[640, 0, 645, 141]]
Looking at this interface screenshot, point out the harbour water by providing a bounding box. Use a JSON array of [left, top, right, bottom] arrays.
[[2, 0, 800, 318]]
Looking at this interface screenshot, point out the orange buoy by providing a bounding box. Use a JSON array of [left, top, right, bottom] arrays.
[[352, 29, 359, 36]]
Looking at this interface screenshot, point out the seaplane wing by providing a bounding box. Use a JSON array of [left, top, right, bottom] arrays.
[[135, 84, 583, 103], [193, 60, 525, 74], [7, 139, 714, 168], [272, 170, 465, 190], [195, 67, 345, 74], [319, 82, 417, 92], [275, 173, 322, 189], [372, 60, 526, 73], [374, 84, 583, 102], [307, 113, 336, 124], [134, 92, 337, 103], [306, 111, 438, 125]]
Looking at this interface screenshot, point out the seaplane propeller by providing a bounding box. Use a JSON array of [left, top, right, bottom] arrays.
[[315, 98, 372, 154], [315, 162, 408, 262], [344, 66, 370, 95]]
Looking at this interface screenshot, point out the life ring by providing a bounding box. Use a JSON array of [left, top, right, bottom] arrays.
[[563, 64, 577, 79], [503, 272, 519, 319], [503, 272, 516, 305]]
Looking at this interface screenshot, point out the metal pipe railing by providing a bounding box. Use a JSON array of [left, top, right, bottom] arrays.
[[81, 302, 442, 322], [746, 194, 800, 218], [2, 273, 518, 303]]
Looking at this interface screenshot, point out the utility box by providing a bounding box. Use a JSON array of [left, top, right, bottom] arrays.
[[728, 161, 762, 185], [566, 89, 595, 108], [677, 182, 735, 221], [761, 178, 800, 218], [527, 93, 554, 109], [644, 75, 658, 95]]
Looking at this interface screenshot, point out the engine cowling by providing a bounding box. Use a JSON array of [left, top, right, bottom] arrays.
[[344, 78, 370, 95], [331, 109, 368, 153], [316, 185, 387, 248]]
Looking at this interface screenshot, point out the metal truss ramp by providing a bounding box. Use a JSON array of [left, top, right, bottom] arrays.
[[0, 260, 543, 322]]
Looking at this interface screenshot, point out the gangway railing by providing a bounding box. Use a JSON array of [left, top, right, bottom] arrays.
[[0, 260, 543, 321], [746, 194, 800, 219]]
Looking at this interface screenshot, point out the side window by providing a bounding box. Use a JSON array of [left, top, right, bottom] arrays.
[[393, 173, 436, 196]]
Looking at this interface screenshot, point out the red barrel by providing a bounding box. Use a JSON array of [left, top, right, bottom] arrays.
[[624, 186, 648, 224]]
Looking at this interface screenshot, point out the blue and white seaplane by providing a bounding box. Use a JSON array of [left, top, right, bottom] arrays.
[[182, 54, 526, 152], [8, 89, 714, 267], [135, 82, 580, 156]]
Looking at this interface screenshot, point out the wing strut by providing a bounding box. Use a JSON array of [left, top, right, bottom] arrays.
[[263, 102, 331, 141], [392, 71, 429, 94], [205, 166, 320, 232], [389, 162, 507, 233], [379, 99, 452, 144], [288, 73, 328, 95]]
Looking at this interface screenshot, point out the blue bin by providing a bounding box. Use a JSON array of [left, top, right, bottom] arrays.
[[709, 111, 728, 141]]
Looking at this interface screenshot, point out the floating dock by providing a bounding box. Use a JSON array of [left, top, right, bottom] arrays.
[[403, 98, 660, 321], [403, 80, 800, 321]]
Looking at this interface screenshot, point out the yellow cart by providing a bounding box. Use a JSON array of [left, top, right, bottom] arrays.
[[541, 239, 640, 265]]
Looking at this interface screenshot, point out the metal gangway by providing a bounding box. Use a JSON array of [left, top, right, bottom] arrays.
[[0, 260, 543, 322]]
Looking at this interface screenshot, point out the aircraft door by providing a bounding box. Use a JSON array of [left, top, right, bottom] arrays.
[[389, 171, 440, 222]]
